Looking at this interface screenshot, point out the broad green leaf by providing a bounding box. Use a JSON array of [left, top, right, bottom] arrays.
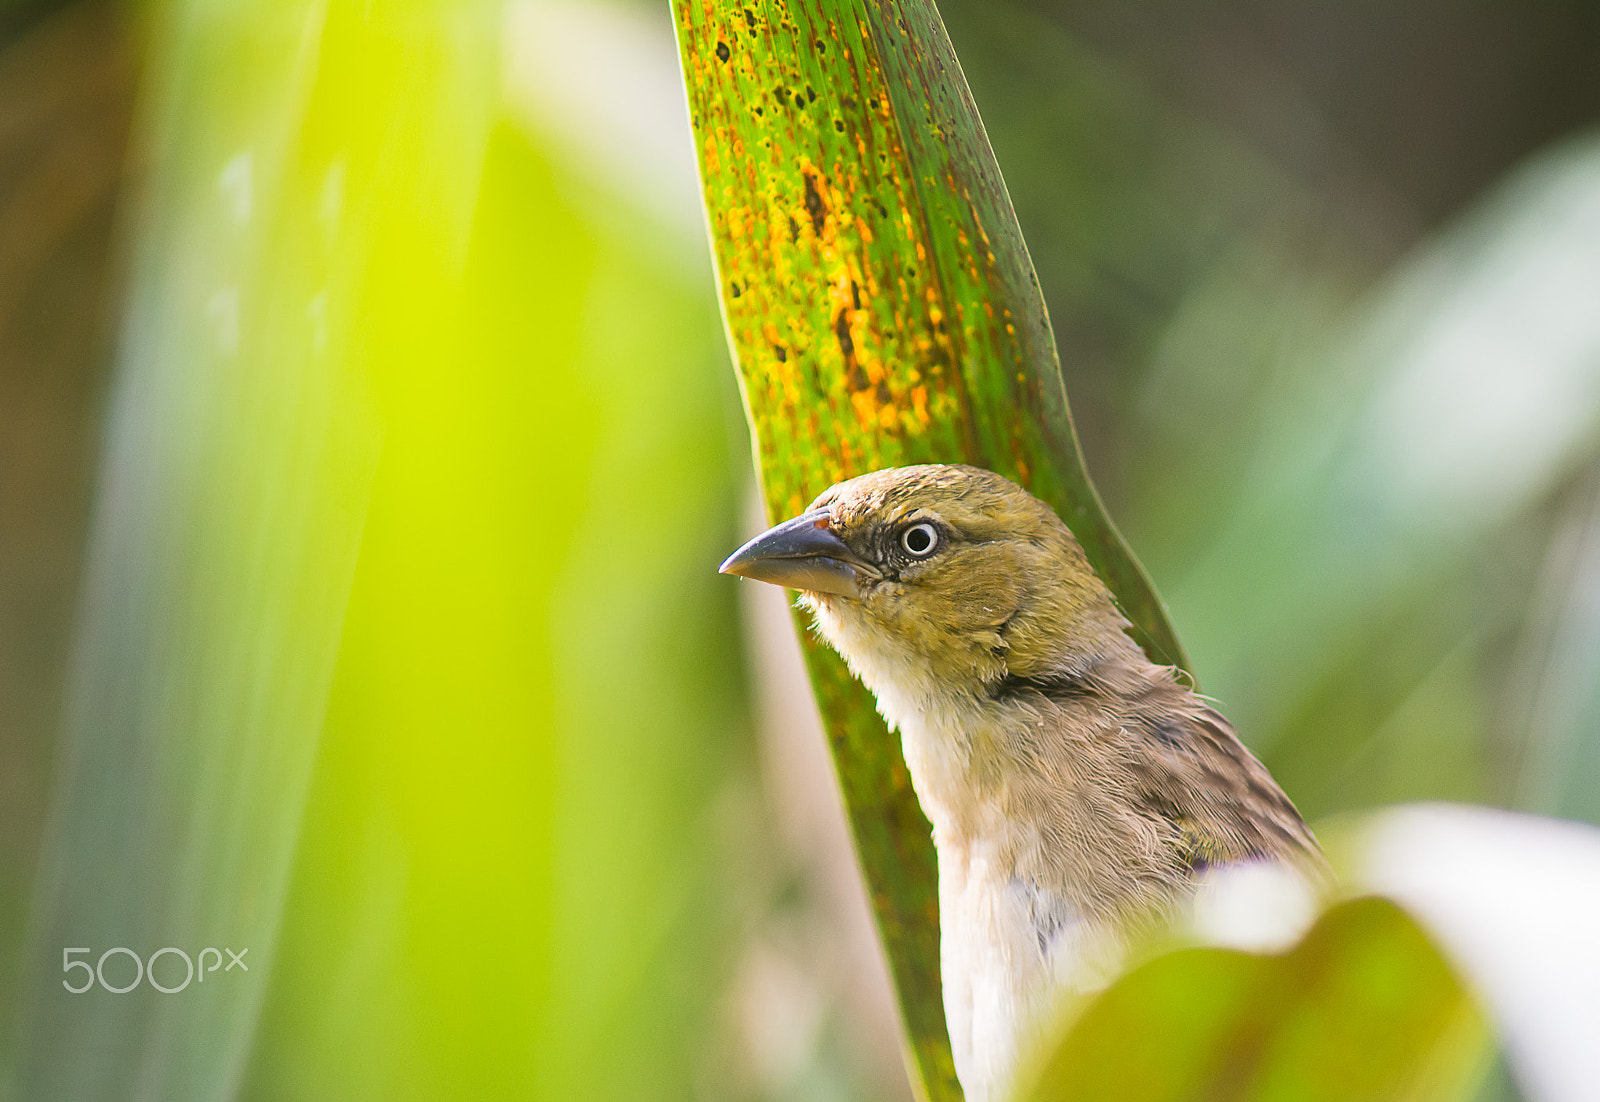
[[673, 2, 1186, 1096], [13, 3, 497, 1097], [1024, 897, 1488, 1102], [239, 121, 751, 1102], [16, 4, 755, 1101]]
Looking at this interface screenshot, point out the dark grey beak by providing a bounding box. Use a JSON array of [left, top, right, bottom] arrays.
[[719, 510, 879, 598]]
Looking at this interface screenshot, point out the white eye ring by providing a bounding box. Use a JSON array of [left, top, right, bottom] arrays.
[[899, 522, 939, 557]]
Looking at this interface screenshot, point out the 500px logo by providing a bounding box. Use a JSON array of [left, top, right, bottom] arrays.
[[61, 946, 248, 994]]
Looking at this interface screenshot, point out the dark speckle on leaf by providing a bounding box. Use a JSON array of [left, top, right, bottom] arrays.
[[743, 8, 755, 28], [833, 118, 845, 133], [714, 40, 730, 62], [803, 173, 826, 234], [834, 311, 854, 357], [774, 344, 788, 362], [729, 281, 742, 298]]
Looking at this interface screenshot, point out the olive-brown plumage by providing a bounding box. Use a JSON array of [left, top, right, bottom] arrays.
[[722, 464, 1323, 1101]]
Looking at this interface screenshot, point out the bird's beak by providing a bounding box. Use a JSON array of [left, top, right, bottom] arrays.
[[719, 510, 879, 598]]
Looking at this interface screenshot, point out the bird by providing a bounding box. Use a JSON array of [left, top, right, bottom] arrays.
[[720, 463, 1326, 1102]]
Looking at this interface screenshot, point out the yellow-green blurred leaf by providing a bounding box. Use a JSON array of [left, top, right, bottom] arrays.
[[15, 2, 498, 1097], [1024, 897, 1489, 1102]]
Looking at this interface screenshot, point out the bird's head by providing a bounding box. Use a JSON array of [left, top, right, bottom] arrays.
[[720, 464, 1137, 701]]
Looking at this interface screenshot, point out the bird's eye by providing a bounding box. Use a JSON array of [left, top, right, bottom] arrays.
[[899, 522, 939, 557]]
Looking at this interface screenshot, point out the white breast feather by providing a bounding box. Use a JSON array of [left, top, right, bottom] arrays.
[[808, 598, 1138, 1101]]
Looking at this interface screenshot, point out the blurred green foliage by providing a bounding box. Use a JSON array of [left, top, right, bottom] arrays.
[[241, 122, 751, 1101], [7, 1, 752, 1099], [1025, 899, 1487, 1102], [943, 2, 1600, 830]]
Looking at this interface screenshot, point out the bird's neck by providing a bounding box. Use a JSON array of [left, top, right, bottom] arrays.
[[805, 589, 1148, 842], [877, 643, 1141, 853]]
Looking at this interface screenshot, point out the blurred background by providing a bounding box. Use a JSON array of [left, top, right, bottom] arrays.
[[0, 0, 1597, 1099]]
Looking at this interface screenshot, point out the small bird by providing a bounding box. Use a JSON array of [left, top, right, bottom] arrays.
[[721, 464, 1325, 1102]]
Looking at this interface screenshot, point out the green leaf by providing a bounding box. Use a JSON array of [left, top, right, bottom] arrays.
[[672, 1, 1189, 1096], [1023, 897, 1489, 1102], [13, 3, 498, 1097]]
